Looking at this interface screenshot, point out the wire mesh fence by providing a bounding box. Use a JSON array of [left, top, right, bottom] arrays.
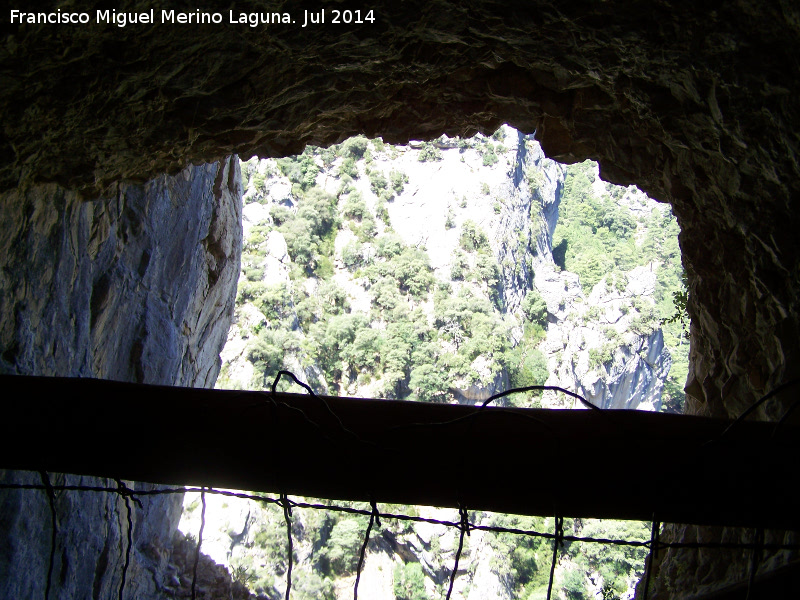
[[2, 475, 799, 600], [2, 373, 800, 600]]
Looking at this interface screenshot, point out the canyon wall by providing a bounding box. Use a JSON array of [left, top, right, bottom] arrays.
[[225, 130, 674, 412], [0, 157, 242, 599]]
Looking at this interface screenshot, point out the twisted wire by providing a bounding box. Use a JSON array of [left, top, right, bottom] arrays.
[[353, 501, 381, 600], [546, 516, 564, 600], [445, 506, 471, 600], [190, 487, 206, 600], [281, 493, 294, 600], [38, 471, 57, 600]]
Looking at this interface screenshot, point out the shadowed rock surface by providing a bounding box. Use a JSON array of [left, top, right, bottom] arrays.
[[2, 1, 800, 597], [0, 158, 242, 385], [0, 158, 242, 599]]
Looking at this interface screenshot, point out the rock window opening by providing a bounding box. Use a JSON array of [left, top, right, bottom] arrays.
[[216, 125, 688, 414], [187, 125, 690, 599]]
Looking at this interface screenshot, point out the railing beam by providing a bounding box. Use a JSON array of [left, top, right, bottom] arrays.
[[1, 375, 798, 529]]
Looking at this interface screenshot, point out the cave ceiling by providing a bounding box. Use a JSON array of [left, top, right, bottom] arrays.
[[2, 0, 800, 418]]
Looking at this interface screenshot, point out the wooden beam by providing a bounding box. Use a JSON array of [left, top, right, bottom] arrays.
[[1, 375, 798, 529]]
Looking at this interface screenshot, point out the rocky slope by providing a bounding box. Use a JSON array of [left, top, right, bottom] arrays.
[[0, 158, 242, 600], [219, 127, 678, 412], [537, 264, 672, 412]]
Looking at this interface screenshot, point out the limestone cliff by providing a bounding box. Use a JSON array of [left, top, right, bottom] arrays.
[[0, 158, 242, 599], [222, 130, 677, 412], [538, 267, 673, 411], [525, 161, 677, 412], [497, 132, 563, 307]]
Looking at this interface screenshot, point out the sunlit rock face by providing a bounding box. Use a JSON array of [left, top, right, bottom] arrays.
[[2, 1, 800, 597], [0, 158, 242, 385], [0, 158, 242, 600]]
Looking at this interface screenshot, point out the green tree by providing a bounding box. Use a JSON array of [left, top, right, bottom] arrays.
[[507, 347, 549, 392], [378, 319, 428, 399], [459, 220, 490, 253], [368, 169, 389, 195], [409, 363, 450, 402], [474, 253, 500, 287], [450, 250, 469, 280], [325, 518, 364, 574], [341, 240, 364, 269], [391, 247, 435, 296], [277, 187, 339, 274], [246, 329, 302, 388], [376, 233, 404, 258], [445, 206, 456, 229], [352, 213, 378, 242], [521, 290, 548, 327], [280, 217, 316, 268], [341, 135, 369, 159], [319, 146, 337, 169], [486, 514, 552, 597], [417, 143, 442, 162], [298, 187, 338, 235], [390, 169, 409, 194], [309, 313, 370, 388], [343, 327, 385, 373], [270, 204, 293, 226], [293, 573, 335, 600], [254, 283, 294, 322], [482, 143, 499, 166], [371, 277, 403, 312], [566, 520, 650, 598], [434, 288, 510, 367], [277, 153, 319, 190], [394, 562, 429, 600], [343, 192, 369, 221], [338, 156, 359, 179], [562, 569, 590, 600]]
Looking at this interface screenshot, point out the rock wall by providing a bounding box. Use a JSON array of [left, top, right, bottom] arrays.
[[0, 157, 242, 599], [536, 258, 673, 412], [602, 328, 670, 411], [494, 131, 564, 314]]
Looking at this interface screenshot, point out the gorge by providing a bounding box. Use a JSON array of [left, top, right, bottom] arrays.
[[174, 127, 682, 600], [219, 127, 682, 414]]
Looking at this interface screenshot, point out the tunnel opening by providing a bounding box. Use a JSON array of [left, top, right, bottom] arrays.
[[218, 125, 689, 415], [1, 120, 796, 600], [179, 125, 693, 599]]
